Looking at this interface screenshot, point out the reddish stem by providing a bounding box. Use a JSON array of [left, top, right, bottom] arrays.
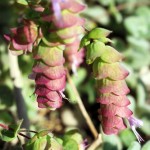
[[0, 123, 9, 130], [0, 123, 31, 139]]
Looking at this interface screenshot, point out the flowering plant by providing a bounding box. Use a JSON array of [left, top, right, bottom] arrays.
[[1, 0, 149, 149]]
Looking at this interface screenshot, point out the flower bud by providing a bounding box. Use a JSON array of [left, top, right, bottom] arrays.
[[4, 20, 38, 55]]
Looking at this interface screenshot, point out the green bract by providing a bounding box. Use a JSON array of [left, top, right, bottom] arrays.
[[87, 28, 112, 39], [86, 41, 105, 64]]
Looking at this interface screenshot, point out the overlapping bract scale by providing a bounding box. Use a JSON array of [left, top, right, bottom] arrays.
[[101, 116, 126, 134], [93, 60, 129, 80], [83, 28, 132, 135]]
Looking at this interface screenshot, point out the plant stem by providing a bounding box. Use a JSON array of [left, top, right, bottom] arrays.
[[19, 129, 37, 133], [87, 134, 102, 150], [8, 52, 30, 132], [0, 123, 9, 130], [67, 71, 98, 139], [18, 133, 31, 139]]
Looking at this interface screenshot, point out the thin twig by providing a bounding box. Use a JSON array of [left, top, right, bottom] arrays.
[[19, 129, 37, 133], [87, 134, 102, 150], [0, 123, 9, 130], [67, 71, 98, 139], [18, 133, 31, 139]]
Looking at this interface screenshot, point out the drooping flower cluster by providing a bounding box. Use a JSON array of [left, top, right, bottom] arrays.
[[43, 0, 86, 74], [80, 28, 133, 134], [32, 43, 66, 109], [29, 0, 86, 109], [30, 0, 86, 109]]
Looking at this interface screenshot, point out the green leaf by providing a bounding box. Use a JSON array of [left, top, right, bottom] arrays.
[[63, 139, 78, 150], [119, 129, 136, 147], [141, 117, 150, 136], [127, 141, 141, 150], [24, 136, 48, 150], [82, 6, 110, 25], [124, 16, 150, 39], [50, 137, 63, 150], [17, 0, 28, 5], [125, 37, 150, 69], [97, 0, 112, 6], [63, 129, 83, 144], [142, 141, 150, 150], [25, 130, 63, 150], [103, 134, 122, 150], [136, 82, 146, 107], [0, 120, 23, 142]]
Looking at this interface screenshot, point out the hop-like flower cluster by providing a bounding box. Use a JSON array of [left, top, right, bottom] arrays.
[[30, 0, 86, 109], [43, 0, 86, 74], [80, 28, 133, 134], [31, 43, 66, 109], [31, 0, 86, 109]]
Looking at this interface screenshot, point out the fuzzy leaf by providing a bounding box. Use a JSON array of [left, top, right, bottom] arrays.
[[24, 135, 49, 150], [63, 130, 83, 144], [119, 129, 136, 147], [63, 139, 78, 150], [127, 141, 141, 150], [103, 134, 122, 150], [142, 141, 150, 150]]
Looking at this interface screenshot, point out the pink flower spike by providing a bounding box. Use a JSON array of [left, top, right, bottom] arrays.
[[128, 116, 144, 143]]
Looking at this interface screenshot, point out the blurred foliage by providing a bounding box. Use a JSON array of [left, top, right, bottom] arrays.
[[0, 0, 150, 149], [0, 120, 23, 142]]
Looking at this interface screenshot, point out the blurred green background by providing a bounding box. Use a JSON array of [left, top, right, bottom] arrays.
[[0, 0, 150, 149]]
